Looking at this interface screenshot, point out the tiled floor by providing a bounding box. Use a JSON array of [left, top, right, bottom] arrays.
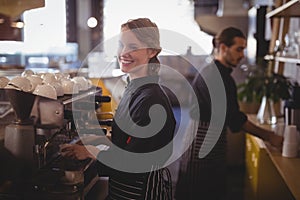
[[225, 165, 246, 200], [167, 159, 246, 200]]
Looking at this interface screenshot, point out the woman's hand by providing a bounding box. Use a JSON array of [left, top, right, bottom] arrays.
[[60, 144, 100, 160]]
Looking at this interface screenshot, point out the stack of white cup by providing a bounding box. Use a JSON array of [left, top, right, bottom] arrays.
[[282, 125, 299, 158]]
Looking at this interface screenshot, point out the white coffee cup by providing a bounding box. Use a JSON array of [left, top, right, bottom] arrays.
[[282, 142, 299, 158], [284, 125, 298, 143], [0, 76, 9, 88], [6, 76, 32, 92], [282, 125, 299, 158], [33, 84, 57, 100]]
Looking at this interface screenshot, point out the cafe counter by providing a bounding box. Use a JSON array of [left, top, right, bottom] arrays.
[[246, 115, 300, 200]]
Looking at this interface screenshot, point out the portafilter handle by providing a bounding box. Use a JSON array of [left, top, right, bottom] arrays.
[[94, 95, 111, 103], [98, 119, 113, 126]]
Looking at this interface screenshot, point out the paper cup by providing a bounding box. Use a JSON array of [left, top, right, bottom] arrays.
[[282, 142, 299, 158], [284, 125, 298, 144]]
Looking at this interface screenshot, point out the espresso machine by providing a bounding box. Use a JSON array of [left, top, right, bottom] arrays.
[[4, 89, 36, 167], [4, 85, 109, 164], [3, 85, 111, 198], [4, 88, 70, 169]]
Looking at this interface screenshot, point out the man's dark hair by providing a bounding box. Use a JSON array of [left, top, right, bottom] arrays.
[[212, 27, 246, 48]]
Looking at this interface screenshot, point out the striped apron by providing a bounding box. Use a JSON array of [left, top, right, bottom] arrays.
[[175, 120, 227, 200], [106, 168, 172, 200]]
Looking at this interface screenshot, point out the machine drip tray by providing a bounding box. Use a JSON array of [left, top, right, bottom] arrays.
[[16, 157, 97, 199], [30, 168, 83, 194]]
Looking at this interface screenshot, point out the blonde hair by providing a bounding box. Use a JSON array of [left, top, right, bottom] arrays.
[[121, 18, 161, 75]]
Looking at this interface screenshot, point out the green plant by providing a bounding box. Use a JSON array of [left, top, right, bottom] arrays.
[[263, 73, 291, 102], [238, 66, 292, 103], [238, 74, 264, 103]]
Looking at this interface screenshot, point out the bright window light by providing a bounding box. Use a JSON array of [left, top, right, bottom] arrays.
[[103, 0, 213, 56], [23, 0, 66, 52]]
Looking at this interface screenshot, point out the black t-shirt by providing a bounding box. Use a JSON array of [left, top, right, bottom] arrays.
[[97, 75, 176, 174], [190, 60, 247, 132], [112, 75, 176, 154]]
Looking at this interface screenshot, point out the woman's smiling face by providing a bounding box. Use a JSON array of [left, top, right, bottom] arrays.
[[118, 27, 157, 79]]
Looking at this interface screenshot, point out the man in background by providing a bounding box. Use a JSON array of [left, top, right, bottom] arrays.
[[175, 27, 283, 200]]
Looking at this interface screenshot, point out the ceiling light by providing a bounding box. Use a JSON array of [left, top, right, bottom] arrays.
[[87, 17, 98, 28], [11, 19, 24, 28]]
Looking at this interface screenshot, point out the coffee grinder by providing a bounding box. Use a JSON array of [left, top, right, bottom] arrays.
[[4, 89, 36, 167]]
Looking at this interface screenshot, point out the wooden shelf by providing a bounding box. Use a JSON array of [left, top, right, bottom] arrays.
[[264, 55, 300, 65], [275, 56, 300, 64], [266, 0, 300, 18]]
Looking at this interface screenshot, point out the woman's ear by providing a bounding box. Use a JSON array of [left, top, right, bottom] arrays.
[[147, 49, 158, 59]]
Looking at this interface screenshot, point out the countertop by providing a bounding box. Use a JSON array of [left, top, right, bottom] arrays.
[[248, 114, 300, 200]]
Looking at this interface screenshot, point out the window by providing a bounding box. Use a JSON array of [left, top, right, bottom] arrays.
[[23, 0, 66, 51], [103, 0, 213, 56]]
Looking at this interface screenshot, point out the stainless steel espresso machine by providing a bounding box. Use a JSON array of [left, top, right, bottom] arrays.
[[3, 85, 111, 198], [4, 89, 36, 167]]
